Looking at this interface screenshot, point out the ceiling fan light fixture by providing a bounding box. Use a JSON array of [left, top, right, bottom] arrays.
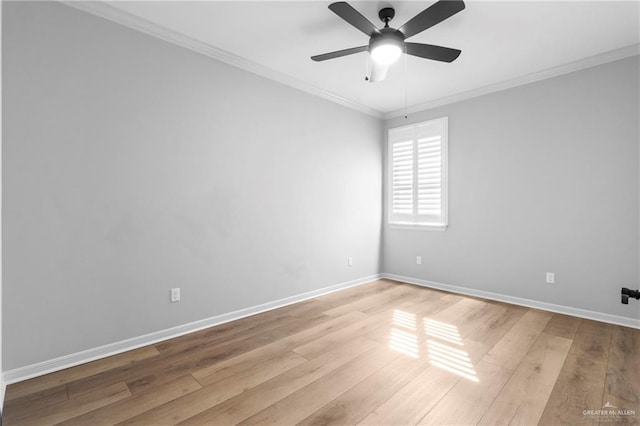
[[370, 43, 402, 65], [311, 1, 466, 81], [368, 29, 405, 65]]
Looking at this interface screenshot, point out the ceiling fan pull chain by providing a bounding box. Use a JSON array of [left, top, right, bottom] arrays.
[[365, 55, 371, 81], [404, 47, 408, 119]]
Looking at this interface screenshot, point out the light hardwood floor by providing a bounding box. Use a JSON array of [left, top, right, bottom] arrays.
[[4, 279, 639, 425]]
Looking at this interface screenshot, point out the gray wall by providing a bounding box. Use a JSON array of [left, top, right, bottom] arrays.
[[2, 2, 382, 370], [0, 0, 4, 411], [383, 56, 640, 320]]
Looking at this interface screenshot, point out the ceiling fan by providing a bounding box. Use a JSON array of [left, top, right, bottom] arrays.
[[311, 1, 465, 82]]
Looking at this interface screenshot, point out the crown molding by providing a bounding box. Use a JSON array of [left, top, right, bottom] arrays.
[[60, 1, 384, 119], [58, 2, 638, 123], [383, 43, 640, 120]]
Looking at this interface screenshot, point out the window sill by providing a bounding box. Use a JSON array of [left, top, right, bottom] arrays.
[[389, 223, 447, 232]]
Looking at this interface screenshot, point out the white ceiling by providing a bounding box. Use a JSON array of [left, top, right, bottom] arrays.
[[101, 1, 639, 116]]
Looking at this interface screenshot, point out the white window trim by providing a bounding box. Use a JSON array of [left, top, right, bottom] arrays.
[[387, 117, 449, 230], [390, 223, 447, 231]]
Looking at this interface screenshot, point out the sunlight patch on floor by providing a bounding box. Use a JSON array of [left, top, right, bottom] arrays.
[[393, 310, 417, 331], [390, 310, 419, 358], [424, 318, 464, 346], [387, 311, 480, 381], [390, 328, 419, 358], [424, 319, 479, 382]]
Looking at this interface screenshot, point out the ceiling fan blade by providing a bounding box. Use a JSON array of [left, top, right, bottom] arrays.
[[311, 45, 369, 62], [399, 0, 465, 39], [405, 42, 461, 62], [369, 61, 389, 83], [328, 2, 381, 36]]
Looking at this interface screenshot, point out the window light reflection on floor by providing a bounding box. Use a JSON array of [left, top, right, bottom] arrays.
[[390, 328, 419, 358], [387, 310, 479, 381], [423, 318, 479, 382], [424, 318, 463, 346], [393, 310, 417, 331], [390, 310, 419, 358]]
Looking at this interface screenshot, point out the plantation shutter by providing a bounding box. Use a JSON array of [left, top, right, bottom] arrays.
[[389, 117, 448, 227], [416, 120, 445, 224], [389, 126, 415, 224]]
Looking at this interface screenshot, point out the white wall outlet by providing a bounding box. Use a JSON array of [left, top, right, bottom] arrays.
[[348, 257, 353, 267], [416, 256, 422, 265], [546, 272, 555, 284], [170, 288, 181, 302]]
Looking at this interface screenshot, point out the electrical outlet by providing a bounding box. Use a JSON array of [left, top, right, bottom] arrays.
[[416, 256, 422, 265], [348, 257, 353, 267], [546, 272, 555, 284], [170, 288, 181, 302]]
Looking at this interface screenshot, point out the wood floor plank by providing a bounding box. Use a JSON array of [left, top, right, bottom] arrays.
[[363, 296, 497, 365], [481, 309, 553, 371], [465, 303, 527, 347], [360, 365, 460, 426], [175, 338, 381, 425], [5, 382, 131, 426], [544, 313, 581, 339], [538, 319, 613, 425], [572, 319, 614, 361], [5, 346, 159, 401], [305, 280, 396, 316], [309, 296, 484, 358], [239, 346, 403, 426], [296, 347, 431, 426], [117, 350, 307, 425], [60, 375, 202, 426], [421, 297, 487, 327], [66, 312, 333, 398], [193, 350, 306, 388], [313, 280, 396, 308], [362, 299, 498, 424], [359, 286, 450, 316], [130, 313, 334, 394], [417, 354, 515, 425], [450, 299, 512, 339], [197, 350, 308, 390], [322, 284, 415, 317], [478, 332, 573, 425], [189, 311, 368, 383], [293, 307, 403, 359], [406, 291, 462, 316], [2, 384, 69, 422], [401, 297, 510, 350], [600, 326, 640, 424], [154, 301, 320, 355], [359, 338, 491, 426], [154, 297, 339, 357], [67, 329, 278, 398], [142, 312, 335, 393], [418, 309, 552, 425]]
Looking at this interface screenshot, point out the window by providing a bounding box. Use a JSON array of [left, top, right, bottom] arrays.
[[388, 117, 448, 230]]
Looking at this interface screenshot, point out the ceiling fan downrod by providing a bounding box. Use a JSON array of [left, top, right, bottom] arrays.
[[378, 7, 395, 28]]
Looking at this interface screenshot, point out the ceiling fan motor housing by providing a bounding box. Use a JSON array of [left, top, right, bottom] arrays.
[[311, 0, 465, 69], [368, 28, 405, 53]]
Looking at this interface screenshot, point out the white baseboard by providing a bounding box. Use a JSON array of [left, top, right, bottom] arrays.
[[4, 274, 382, 385], [383, 273, 640, 329]]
